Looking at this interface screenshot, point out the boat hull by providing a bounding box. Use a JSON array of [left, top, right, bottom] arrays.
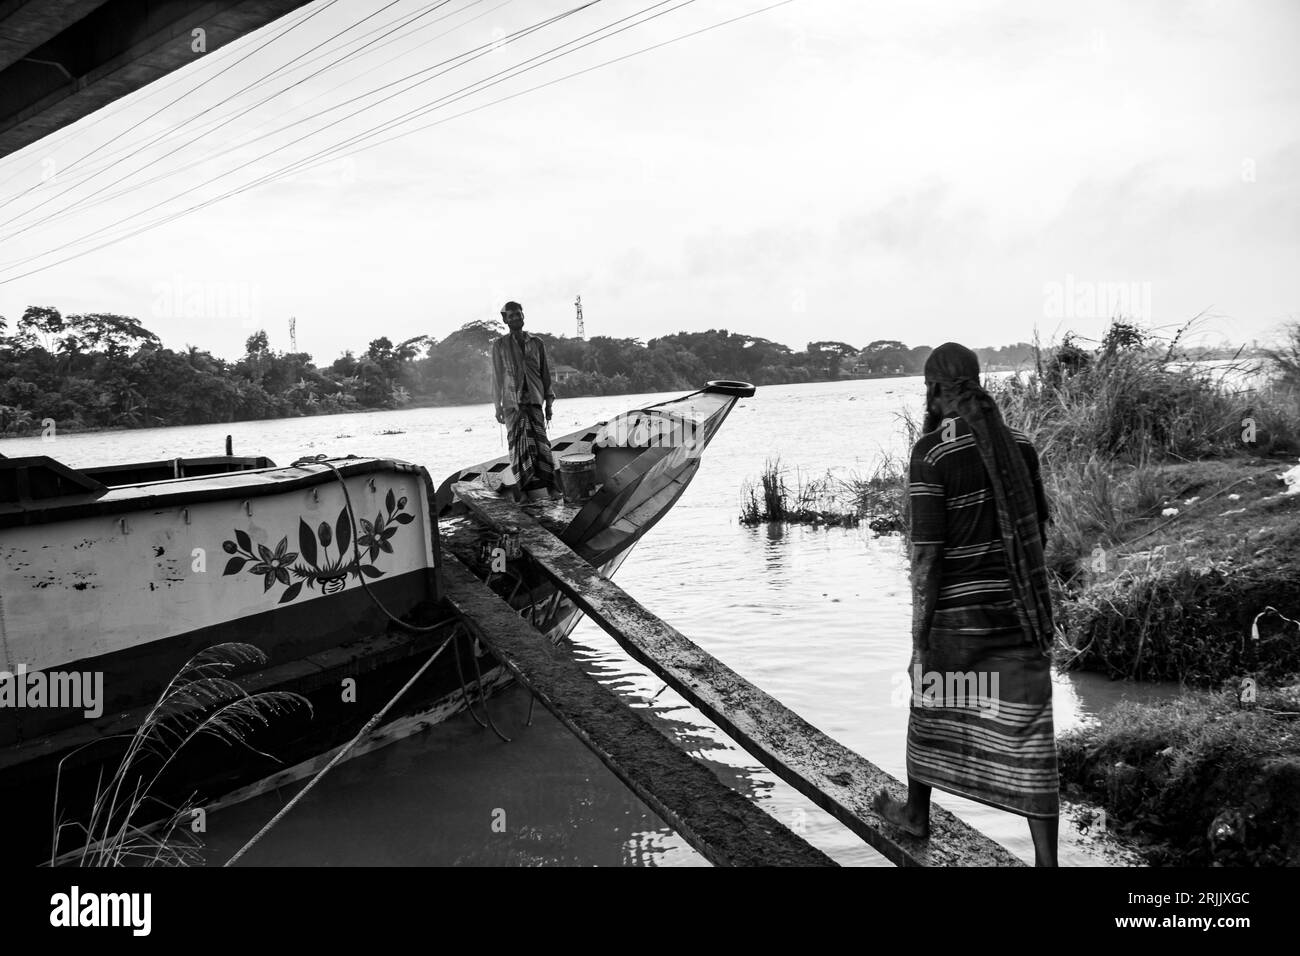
[[0, 458, 440, 747]]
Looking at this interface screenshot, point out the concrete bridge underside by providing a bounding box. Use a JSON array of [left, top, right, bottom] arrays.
[[0, 0, 314, 160]]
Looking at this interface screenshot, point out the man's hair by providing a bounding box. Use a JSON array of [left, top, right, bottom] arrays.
[[501, 300, 523, 315], [922, 341, 982, 433]]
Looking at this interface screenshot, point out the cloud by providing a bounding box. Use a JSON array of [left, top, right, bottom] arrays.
[[0, 0, 1296, 360]]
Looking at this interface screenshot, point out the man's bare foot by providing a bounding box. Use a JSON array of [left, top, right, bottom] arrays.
[[872, 789, 930, 838]]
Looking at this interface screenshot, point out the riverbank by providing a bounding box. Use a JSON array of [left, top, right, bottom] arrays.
[[1047, 454, 1300, 865], [1000, 323, 1300, 865], [1053, 456, 1300, 682], [1058, 686, 1300, 865]]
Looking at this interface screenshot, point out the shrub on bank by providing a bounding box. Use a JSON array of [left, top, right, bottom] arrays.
[[1058, 690, 1300, 866], [1060, 562, 1300, 683], [983, 321, 1300, 681], [993, 343, 1300, 464]]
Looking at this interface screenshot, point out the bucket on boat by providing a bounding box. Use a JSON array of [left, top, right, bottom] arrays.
[[558, 453, 596, 504]]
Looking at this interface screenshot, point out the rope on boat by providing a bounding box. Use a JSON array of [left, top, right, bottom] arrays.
[[451, 624, 492, 732], [225, 456, 549, 864], [454, 565, 523, 743], [313, 451, 519, 737], [469, 630, 512, 743], [494, 566, 547, 727], [304, 452, 515, 740], [223, 631, 455, 867]]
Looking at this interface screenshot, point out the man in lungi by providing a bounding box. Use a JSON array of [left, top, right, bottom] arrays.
[[873, 341, 1060, 866], [491, 300, 558, 500]]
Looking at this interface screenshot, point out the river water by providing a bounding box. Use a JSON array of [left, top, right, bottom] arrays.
[[2, 378, 1179, 866]]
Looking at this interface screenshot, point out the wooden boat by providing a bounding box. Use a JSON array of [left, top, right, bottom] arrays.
[[0, 381, 753, 863], [436, 380, 755, 637]]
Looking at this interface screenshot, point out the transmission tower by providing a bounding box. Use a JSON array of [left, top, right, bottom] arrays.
[[575, 295, 585, 339], [289, 316, 297, 352]]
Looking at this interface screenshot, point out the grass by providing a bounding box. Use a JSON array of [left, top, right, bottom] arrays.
[[51, 643, 310, 866], [1058, 687, 1300, 865], [845, 451, 910, 535], [739, 454, 911, 533], [740, 459, 862, 527], [1053, 458, 1300, 682], [1036, 452, 1167, 584], [992, 321, 1300, 464], [1006, 321, 1300, 863], [983, 320, 1300, 683]]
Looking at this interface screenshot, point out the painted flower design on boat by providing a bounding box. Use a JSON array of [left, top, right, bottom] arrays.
[[251, 538, 298, 591], [222, 488, 414, 603]]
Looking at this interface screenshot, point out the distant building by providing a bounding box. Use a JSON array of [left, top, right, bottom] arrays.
[[553, 364, 580, 384], [847, 350, 905, 377], [848, 351, 871, 375]]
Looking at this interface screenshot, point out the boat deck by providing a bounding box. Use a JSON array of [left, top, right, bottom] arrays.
[[437, 493, 581, 559]]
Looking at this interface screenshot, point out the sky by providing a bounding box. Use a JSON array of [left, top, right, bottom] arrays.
[[0, 0, 1296, 362]]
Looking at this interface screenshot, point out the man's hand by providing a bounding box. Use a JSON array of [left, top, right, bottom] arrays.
[[545, 399, 554, 422], [494, 407, 505, 424]]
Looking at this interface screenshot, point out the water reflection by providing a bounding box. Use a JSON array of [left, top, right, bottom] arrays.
[[198, 686, 704, 867]]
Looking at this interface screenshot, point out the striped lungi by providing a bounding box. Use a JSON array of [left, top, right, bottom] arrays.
[[906, 601, 1059, 818], [506, 403, 555, 491]]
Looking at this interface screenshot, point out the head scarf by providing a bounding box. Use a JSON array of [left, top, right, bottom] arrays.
[[924, 342, 1055, 655]]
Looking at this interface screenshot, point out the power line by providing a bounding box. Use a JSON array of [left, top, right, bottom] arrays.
[[0, 0, 463, 199], [0, 0, 410, 234], [0, 0, 797, 285], [360, 0, 796, 154], [0, 0, 508, 241], [0, 0, 714, 277], [0, 0, 345, 213], [0, 0, 608, 263], [0, 0, 462, 239], [261, 0, 697, 186], [275, 0, 689, 178], [0, 3, 322, 188]]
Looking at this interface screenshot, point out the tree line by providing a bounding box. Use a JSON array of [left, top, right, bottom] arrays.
[[0, 305, 1043, 433]]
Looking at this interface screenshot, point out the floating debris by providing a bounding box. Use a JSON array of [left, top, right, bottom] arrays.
[[1281, 461, 1300, 495]]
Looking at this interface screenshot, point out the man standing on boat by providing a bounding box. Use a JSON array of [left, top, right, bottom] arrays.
[[491, 300, 558, 500], [873, 342, 1060, 866]]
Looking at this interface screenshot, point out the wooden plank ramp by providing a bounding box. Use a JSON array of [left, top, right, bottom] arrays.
[[440, 556, 834, 867], [454, 482, 1024, 867]]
